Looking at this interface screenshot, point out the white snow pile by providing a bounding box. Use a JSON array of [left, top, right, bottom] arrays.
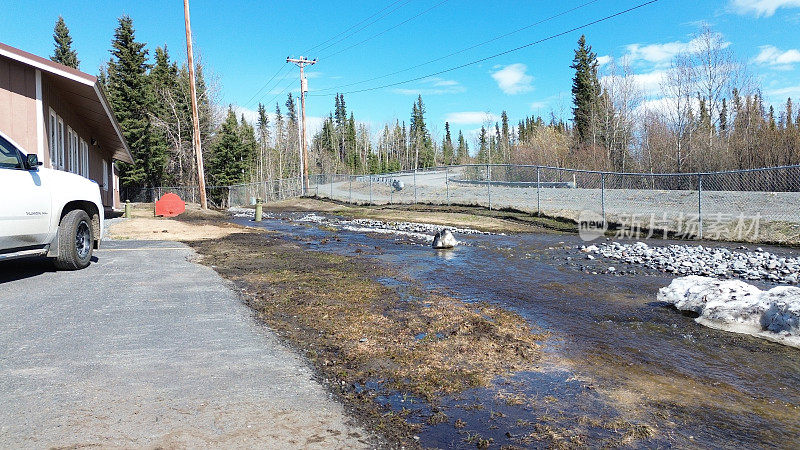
[[658, 275, 800, 348]]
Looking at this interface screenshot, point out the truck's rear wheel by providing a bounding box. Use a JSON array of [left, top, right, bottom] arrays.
[[54, 209, 93, 270]]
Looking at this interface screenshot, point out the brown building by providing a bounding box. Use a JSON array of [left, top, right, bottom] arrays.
[[0, 41, 132, 209]]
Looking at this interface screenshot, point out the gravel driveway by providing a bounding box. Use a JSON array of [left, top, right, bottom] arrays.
[[0, 240, 370, 448]]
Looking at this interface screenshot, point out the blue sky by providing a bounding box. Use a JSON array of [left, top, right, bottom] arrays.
[[2, 0, 800, 141]]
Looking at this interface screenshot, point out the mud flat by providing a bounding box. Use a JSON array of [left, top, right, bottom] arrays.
[[187, 231, 551, 447]]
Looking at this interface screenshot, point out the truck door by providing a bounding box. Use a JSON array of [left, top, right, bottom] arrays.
[[0, 135, 52, 250]]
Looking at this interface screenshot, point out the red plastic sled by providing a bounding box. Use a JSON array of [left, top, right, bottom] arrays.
[[155, 193, 186, 217]]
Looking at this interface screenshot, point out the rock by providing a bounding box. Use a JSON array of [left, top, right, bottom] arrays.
[[432, 229, 458, 249]]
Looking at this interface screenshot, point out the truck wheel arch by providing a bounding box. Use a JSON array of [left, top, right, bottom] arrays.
[[57, 201, 101, 249]]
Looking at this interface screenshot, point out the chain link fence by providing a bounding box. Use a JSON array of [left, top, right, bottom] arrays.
[[126, 164, 800, 244], [309, 164, 800, 244]]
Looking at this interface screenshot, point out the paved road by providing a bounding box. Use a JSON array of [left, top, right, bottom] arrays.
[[0, 240, 370, 448]]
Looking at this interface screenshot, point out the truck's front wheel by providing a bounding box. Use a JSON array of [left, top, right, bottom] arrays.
[[54, 209, 93, 270]]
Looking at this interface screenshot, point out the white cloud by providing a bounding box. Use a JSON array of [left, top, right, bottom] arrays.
[[530, 101, 549, 110], [491, 63, 534, 95], [444, 111, 500, 125], [393, 77, 464, 95], [731, 0, 800, 17], [623, 36, 730, 67], [596, 55, 612, 66], [639, 96, 702, 117], [601, 70, 666, 97], [767, 84, 800, 98], [753, 45, 800, 68]]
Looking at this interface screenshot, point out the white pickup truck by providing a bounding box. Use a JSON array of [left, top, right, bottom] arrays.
[[0, 130, 103, 270]]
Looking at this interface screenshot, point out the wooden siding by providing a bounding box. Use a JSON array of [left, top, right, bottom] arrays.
[[0, 56, 37, 154], [1, 55, 117, 207], [41, 75, 116, 207]]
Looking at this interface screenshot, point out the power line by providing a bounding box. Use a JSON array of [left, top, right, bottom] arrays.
[[319, 0, 451, 61], [313, 0, 413, 56], [302, 0, 407, 55], [311, 0, 600, 94], [244, 64, 290, 108], [309, 0, 659, 97], [262, 76, 298, 111]]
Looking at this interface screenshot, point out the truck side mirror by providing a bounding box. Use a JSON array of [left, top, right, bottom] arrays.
[[26, 153, 41, 170]]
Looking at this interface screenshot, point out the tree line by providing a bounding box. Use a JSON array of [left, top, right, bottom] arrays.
[[52, 17, 800, 195]]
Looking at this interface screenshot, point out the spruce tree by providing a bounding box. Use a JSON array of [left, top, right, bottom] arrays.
[[571, 35, 601, 145], [410, 95, 433, 168], [209, 107, 248, 186], [51, 16, 80, 69], [256, 103, 271, 180], [239, 114, 257, 178], [477, 126, 488, 163], [719, 98, 728, 132], [286, 93, 297, 122], [500, 111, 511, 161], [274, 103, 284, 147], [257, 103, 271, 143], [442, 122, 454, 165], [148, 45, 176, 183], [456, 131, 468, 164], [345, 113, 359, 172], [107, 15, 155, 190]]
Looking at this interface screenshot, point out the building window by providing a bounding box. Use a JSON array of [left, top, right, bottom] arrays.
[[79, 139, 89, 178], [67, 127, 77, 174], [48, 110, 57, 168], [102, 159, 109, 191], [56, 117, 64, 170]]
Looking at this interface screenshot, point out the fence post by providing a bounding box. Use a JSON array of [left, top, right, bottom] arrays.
[[330, 174, 334, 199], [487, 163, 492, 210], [413, 169, 417, 204], [698, 174, 703, 240], [601, 173, 606, 227], [369, 176, 373, 204], [349, 176, 352, 204], [446, 167, 450, 205], [536, 166, 541, 216], [255, 199, 262, 222]]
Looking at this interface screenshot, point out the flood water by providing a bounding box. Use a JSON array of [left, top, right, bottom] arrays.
[[233, 212, 800, 448]]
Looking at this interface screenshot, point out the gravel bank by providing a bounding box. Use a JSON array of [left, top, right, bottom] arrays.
[[581, 241, 800, 284]]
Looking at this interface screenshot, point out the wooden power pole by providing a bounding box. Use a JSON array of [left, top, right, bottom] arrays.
[[286, 56, 316, 194], [184, 0, 208, 209]]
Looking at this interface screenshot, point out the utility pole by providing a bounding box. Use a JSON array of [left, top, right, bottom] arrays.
[[183, 0, 207, 209], [286, 56, 316, 194]]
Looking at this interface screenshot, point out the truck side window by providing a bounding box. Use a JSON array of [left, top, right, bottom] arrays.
[[0, 135, 23, 169]]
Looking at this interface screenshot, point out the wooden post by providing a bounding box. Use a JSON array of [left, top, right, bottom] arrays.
[[183, 0, 208, 209]]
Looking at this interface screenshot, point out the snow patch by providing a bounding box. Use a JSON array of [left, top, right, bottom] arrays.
[[658, 276, 800, 348]]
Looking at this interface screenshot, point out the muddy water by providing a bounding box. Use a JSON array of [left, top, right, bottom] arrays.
[[235, 214, 800, 448]]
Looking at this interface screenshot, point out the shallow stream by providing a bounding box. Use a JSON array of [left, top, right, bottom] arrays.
[[234, 212, 800, 448]]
